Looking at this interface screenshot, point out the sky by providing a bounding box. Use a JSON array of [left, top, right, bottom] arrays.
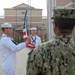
[[0, 0, 47, 16]]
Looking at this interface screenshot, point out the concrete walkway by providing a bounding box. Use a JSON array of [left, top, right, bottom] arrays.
[[0, 48, 31, 75]]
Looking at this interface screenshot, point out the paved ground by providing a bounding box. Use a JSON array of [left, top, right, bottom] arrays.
[[0, 48, 31, 75]]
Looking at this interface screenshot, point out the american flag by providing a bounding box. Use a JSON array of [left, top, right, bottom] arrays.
[[23, 10, 35, 48], [23, 10, 28, 41]]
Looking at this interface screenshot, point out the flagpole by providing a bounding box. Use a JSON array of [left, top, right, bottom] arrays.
[[47, 0, 56, 40]]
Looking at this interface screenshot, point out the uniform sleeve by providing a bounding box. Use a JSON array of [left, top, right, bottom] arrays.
[[26, 47, 43, 75], [2, 37, 26, 52], [35, 37, 42, 47]]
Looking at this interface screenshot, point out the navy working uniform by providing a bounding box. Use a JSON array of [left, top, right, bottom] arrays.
[[0, 23, 27, 75], [26, 8, 75, 75]]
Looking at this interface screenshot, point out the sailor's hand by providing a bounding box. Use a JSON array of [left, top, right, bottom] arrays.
[[26, 36, 31, 44]]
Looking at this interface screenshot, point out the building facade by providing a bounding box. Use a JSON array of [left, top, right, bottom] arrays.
[[4, 3, 46, 36], [0, 1, 75, 38], [0, 17, 4, 36]]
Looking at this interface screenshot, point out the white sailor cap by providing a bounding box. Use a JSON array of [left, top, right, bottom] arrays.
[[30, 27, 37, 30], [1, 22, 12, 28]]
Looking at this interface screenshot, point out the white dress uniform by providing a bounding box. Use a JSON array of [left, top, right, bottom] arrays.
[[0, 23, 27, 75], [30, 27, 41, 47], [0, 34, 26, 75], [30, 35, 41, 47]]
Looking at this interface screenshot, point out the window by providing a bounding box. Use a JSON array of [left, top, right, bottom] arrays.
[[22, 12, 25, 15]]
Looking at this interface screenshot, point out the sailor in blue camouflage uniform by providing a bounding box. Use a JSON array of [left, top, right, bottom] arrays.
[[26, 7, 75, 75]]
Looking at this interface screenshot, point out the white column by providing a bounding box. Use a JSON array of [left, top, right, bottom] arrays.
[[47, 0, 56, 40]]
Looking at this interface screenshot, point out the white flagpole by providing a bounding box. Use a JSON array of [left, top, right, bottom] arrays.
[[47, 0, 56, 40]]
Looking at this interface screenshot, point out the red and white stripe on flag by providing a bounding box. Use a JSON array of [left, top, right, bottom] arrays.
[[26, 42, 35, 48], [23, 28, 35, 48], [23, 28, 28, 41]]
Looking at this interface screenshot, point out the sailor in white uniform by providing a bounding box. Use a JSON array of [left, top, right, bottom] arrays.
[[30, 27, 41, 47], [0, 22, 31, 75]]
